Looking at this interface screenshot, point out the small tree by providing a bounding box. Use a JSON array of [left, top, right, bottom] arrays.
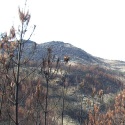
[[38, 48, 61, 125], [0, 1, 36, 125]]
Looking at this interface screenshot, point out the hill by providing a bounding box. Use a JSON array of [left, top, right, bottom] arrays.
[[25, 40, 104, 65], [0, 40, 125, 124], [25, 40, 125, 72]]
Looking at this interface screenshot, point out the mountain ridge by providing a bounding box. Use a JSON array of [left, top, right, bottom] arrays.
[[26, 40, 125, 72], [35, 41, 103, 64]]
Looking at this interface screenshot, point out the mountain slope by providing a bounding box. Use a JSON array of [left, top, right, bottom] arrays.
[[35, 41, 103, 64], [25, 40, 125, 72]]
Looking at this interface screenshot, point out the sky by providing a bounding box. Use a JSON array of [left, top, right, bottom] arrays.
[[0, 0, 125, 61]]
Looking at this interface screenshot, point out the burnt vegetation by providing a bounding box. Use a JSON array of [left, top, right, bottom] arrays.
[[0, 1, 125, 125]]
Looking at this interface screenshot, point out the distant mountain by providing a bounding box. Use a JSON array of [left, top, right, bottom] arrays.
[[33, 41, 104, 64], [24, 40, 125, 72]]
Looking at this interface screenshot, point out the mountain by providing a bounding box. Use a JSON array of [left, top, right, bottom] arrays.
[[24, 40, 125, 72], [33, 41, 125, 123], [40, 41, 100, 63], [32, 41, 103, 64], [1, 40, 125, 124]]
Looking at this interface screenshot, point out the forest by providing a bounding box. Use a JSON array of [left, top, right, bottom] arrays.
[[0, 1, 125, 125]]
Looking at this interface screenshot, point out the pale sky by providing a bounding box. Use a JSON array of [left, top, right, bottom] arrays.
[[0, 0, 125, 61]]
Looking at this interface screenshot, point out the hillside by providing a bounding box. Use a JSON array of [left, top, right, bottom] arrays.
[[0, 40, 125, 125], [26, 40, 125, 72], [22, 40, 102, 64]]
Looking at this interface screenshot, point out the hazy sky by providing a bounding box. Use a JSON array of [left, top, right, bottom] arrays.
[[0, 0, 125, 61]]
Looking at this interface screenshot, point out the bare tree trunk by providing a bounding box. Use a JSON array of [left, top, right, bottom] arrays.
[[15, 40, 22, 125], [62, 96, 64, 125], [45, 78, 49, 125], [62, 83, 65, 125]]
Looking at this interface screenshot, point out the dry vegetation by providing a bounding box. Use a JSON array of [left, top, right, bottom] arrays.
[[0, 1, 125, 125]]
